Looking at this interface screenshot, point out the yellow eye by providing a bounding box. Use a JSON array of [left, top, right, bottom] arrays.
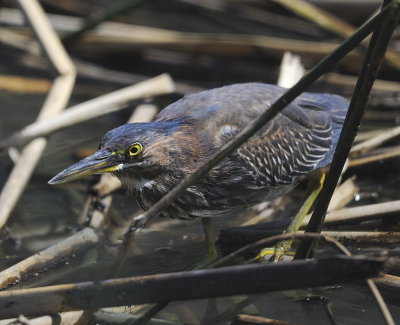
[[127, 143, 142, 157]]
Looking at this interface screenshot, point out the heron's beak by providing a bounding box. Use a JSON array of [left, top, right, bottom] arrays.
[[48, 149, 119, 185]]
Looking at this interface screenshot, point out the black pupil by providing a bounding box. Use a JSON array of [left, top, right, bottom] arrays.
[[130, 146, 138, 155]]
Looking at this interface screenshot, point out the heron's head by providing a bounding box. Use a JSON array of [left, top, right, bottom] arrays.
[[48, 120, 186, 185]]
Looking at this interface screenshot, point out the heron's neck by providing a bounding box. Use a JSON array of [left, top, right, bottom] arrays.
[[117, 171, 180, 211]]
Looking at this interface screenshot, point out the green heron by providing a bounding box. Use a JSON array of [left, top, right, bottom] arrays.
[[49, 83, 348, 262]]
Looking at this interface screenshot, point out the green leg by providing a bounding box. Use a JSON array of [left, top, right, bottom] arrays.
[[258, 171, 326, 262], [201, 216, 218, 263], [187, 217, 218, 270]]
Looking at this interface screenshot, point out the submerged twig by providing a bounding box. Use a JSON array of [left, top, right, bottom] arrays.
[[231, 314, 295, 325], [0, 228, 101, 290], [375, 274, 400, 294], [201, 296, 259, 325], [93, 309, 179, 325], [0, 309, 179, 325], [130, 302, 170, 325], [0, 311, 84, 325], [366, 279, 395, 325]]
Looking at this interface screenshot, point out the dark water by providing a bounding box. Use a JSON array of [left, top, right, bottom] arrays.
[[1, 78, 400, 324]]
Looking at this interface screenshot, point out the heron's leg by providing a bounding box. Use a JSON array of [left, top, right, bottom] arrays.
[[258, 170, 326, 262], [187, 217, 218, 270], [201, 216, 218, 263]]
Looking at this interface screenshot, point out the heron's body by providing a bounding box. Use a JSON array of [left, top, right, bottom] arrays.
[[50, 83, 348, 221]]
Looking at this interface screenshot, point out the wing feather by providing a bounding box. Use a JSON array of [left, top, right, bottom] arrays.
[[156, 83, 348, 188]]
